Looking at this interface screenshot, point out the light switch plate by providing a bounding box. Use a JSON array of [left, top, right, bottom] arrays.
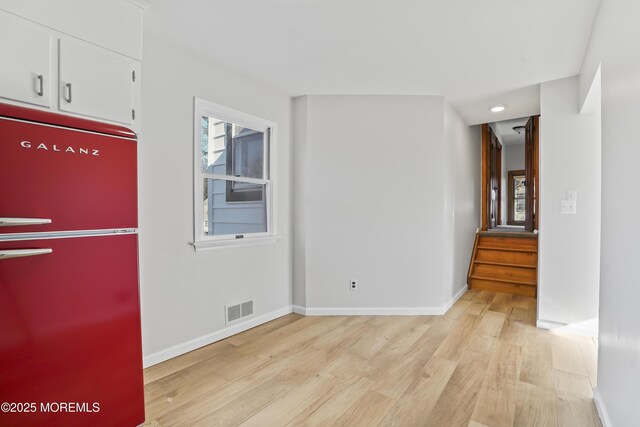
[[561, 200, 577, 214], [567, 190, 578, 201]]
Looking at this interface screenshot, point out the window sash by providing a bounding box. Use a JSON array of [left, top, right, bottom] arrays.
[[194, 97, 276, 244], [200, 177, 272, 241]]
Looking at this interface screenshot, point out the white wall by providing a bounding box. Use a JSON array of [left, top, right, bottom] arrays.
[[293, 95, 477, 312], [579, 1, 640, 425], [538, 76, 601, 330], [138, 34, 292, 365], [504, 143, 525, 173], [444, 103, 481, 302]]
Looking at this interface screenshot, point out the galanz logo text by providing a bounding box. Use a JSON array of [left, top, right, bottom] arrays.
[[20, 141, 100, 156]]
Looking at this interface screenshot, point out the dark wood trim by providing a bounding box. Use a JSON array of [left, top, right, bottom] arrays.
[[524, 115, 540, 231], [481, 124, 490, 231], [533, 116, 540, 230], [496, 143, 502, 226], [507, 169, 526, 225]]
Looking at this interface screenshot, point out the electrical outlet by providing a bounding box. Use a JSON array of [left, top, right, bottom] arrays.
[[349, 279, 358, 291]]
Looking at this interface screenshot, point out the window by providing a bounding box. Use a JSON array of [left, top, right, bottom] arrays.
[[508, 170, 526, 225], [194, 98, 276, 248]]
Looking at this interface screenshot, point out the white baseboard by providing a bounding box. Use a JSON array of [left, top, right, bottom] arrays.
[[293, 285, 468, 316], [143, 305, 293, 368], [444, 285, 468, 312], [292, 305, 306, 315], [593, 387, 612, 427], [536, 318, 599, 337]]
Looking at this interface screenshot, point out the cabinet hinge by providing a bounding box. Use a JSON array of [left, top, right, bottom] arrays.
[[132, 109, 136, 120], [132, 70, 136, 82]]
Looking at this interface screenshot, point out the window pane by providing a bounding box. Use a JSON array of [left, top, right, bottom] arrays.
[[514, 199, 526, 221], [514, 176, 526, 198], [203, 178, 267, 236], [200, 116, 266, 179]]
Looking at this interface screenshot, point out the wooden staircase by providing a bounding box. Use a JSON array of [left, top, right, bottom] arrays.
[[467, 231, 538, 297]]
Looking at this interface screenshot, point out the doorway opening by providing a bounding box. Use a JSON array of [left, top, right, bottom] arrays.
[[481, 116, 539, 233], [468, 115, 539, 299]]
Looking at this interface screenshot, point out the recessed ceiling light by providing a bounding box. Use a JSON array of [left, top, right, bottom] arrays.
[[491, 105, 506, 113]]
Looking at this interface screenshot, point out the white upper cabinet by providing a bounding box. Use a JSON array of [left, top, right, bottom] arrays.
[[0, 14, 52, 107], [59, 39, 135, 125]]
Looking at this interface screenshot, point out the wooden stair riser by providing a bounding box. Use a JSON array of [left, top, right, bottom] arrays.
[[475, 249, 537, 266], [468, 233, 539, 298], [469, 278, 537, 298], [473, 263, 537, 283], [477, 236, 538, 251]]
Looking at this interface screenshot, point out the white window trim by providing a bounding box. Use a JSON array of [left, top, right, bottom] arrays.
[[192, 97, 278, 250]]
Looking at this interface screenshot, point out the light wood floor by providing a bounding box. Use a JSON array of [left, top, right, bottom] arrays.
[[142, 290, 600, 426]]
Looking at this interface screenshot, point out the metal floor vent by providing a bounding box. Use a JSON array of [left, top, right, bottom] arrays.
[[226, 300, 254, 324]]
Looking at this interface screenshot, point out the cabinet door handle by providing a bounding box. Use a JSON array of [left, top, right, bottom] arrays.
[[65, 83, 72, 103], [0, 217, 52, 227], [36, 74, 44, 97], [0, 248, 53, 260]]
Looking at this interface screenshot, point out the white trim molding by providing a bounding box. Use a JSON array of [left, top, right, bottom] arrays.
[[143, 305, 293, 368], [536, 318, 599, 337], [294, 286, 468, 316], [593, 387, 612, 427]]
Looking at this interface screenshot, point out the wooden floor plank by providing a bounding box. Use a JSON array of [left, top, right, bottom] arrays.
[[427, 349, 494, 427], [579, 339, 598, 389], [513, 381, 557, 427], [333, 390, 396, 426], [143, 291, 600, 427], [378, 357, 457, 426], [489, 292, 515, 316], [284, 377, 372, 426], [226, 313, 304, 347], [476, 310, 507, 339], [519, 328, 555, 390], [433, 313, 482, 362], [143, 340, 235, 385], [555, 395, 601, 427], [238, 373, 345, 427], [551, 333, 589, 376], [470, 341, 522, 427]]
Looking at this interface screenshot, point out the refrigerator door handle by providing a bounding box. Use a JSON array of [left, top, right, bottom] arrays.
[[0, 217, 52, 226], [0, 248, 53, 259]]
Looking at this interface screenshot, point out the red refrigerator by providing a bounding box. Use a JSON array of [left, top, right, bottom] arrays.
[[0, 103, 145, 426]]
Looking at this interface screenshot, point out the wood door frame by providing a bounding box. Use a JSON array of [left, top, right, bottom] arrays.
[[481, 124, 502, 230], [533, 116, 540, 231], [524, 115, 540, 231], [481, 124, 490, 230], [507, 169, 526, 225], [483, 116, 539, 232], [495, 142, 502, 226]]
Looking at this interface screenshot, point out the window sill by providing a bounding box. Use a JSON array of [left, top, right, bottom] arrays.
[[191, 235, 280, 251]]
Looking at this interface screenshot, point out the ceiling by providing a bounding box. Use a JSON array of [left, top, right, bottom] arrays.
[[145, 0, 600, 125], [493, 117, 528, 145]]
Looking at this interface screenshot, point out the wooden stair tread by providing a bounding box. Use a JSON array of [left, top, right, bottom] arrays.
[[479, 231, 538, 239], [473, 260, 536, 269], [469, 275, 536, 287], [476, 246, 537, 253]]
